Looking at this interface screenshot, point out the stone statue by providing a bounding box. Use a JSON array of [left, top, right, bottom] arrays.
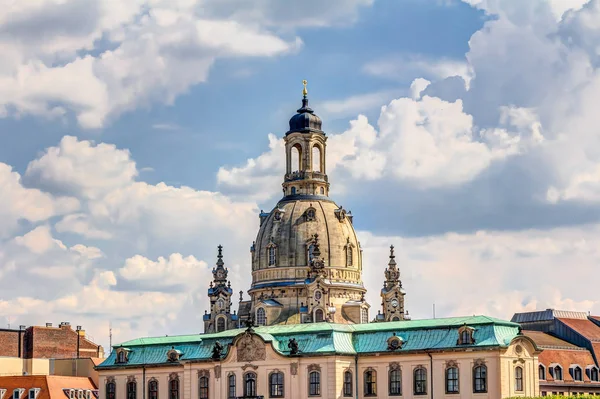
[[288, 338, 299, 355], [212, 341, 224, 360]]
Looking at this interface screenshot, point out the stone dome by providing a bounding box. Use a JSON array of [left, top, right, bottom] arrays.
[[251, 198, 362, 289], [287, 97, 323, 134]]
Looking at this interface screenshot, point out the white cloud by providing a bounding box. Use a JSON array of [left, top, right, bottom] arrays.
[[319, 89, 402, 119], [0, 0, 374, 128], [0, 162, 79, 238]]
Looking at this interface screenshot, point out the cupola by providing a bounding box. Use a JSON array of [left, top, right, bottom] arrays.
[[287, 80, 323, 134]]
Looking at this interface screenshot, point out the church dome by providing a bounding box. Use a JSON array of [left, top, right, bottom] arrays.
[[287, 97, 322, 134], [252, 199, 361, 286]]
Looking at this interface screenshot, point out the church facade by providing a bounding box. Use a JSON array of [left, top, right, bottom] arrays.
[[97, 84, 541, 398]]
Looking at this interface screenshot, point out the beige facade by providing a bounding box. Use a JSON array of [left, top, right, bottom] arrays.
[[98, 328, 538, 399]]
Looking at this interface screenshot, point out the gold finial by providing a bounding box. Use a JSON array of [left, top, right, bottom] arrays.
[[302, 79, 308, 97]]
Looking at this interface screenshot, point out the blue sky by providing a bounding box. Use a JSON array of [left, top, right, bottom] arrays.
[[1, 0, 599, 350]]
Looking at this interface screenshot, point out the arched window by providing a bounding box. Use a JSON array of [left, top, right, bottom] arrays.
[[515, 366, 524, 392], [364, 369, 377, 396], [117, 350, 126, 363], [268, 246, 276, 266], [572, 366, 583, 381], [461, 330, 470, 344], [199, 376, 209, 399], [320, 187, 324, 195], [291, 186, 297, 195], [217, 317, 225, 332], [127, 381, 136, 399], [389, 368, 402, 396], [148, 380, 158, 399], [346, 245, 353, 267], [106, 382, 116, 399], [256, 308, 266, 326], [446, 366, 459, 394], [312, 145, 322, 172], [473, 365, 487, 393], [314, 309, 324, 323], [539, 365, 546, 381], [269, 372, 284, 398], [309, 371, 320, 396], [291, 145, 302, 172], [244, 372, 257, 397], [343, 371, 353, 397], [391, 316, 400, 321], [228, 374, 236, 399], [414, 367, 427, 395], [169, 377, 179, 399]]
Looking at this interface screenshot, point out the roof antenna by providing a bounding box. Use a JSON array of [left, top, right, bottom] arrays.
[[109, 321, 112, 352], [433, 303, 436, 319]]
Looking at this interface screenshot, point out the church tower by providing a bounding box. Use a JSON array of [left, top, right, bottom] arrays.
[[203, 245, 237, 333], [239, 81, 370, 327], [380, 245, 406, 321]]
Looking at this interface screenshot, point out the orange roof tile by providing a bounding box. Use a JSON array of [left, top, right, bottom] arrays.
[[523, 330, 580, 349], [539, 349, 597, 383], [0, 376, 96, 399]]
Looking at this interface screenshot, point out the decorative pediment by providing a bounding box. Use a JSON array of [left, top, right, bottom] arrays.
[[446, 360, 458, 368], [474, 359, 486, 367], [307, 364, 321, 372], [241, 363, 259, 371], [236, 331, 266, 362], [169, 372, 179, 381], [198, 369, 210, 378], [389, 362, 400, 371], [126, 376, 136, 383], [105, 376, 115, 383]]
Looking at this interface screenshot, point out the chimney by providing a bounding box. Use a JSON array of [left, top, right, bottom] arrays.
[[45, 323, 52, 328], [59, 322, 71, 329]]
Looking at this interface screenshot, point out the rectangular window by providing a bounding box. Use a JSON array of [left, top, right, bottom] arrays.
[[446, 367, 459, 394], [414, 368, 427, 395], [515, 367, 524, 392], [343, 371, 353, 397]]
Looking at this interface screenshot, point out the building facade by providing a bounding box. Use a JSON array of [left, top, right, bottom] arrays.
[[98, 316, 539, 399], [513, 309, 600, 395]]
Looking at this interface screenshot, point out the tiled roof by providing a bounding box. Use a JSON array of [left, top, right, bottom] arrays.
[[559, 318, 600, 341], [523, 330, 581, 349], [0, 376, 96, 399], [539, 349, 598, 383], [99, 315, 522, 369]]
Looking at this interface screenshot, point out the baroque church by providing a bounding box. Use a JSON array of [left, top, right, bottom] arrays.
[[203, 81, 406, 333], [97, 84, 541, 399]]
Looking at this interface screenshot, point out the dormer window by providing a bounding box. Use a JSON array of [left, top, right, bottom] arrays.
[[571, 365, 583, 382], [457, 325, 475, 345], [305, 208, 316, 221], [587, 366, 599, 382], [387, 334, 404, 351], [549, 364, 563, 380], [12, 389, 24, 399], [115, 348, 129, 364], [28, 390, 40, 399], [167, 347, 181, 362], [0, 389, 6, 399]]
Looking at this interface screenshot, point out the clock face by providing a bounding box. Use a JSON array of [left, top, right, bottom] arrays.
[[391, 298, 399, 308]]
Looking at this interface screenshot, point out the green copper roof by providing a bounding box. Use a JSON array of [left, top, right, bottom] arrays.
[[98, 315, 522, 369]]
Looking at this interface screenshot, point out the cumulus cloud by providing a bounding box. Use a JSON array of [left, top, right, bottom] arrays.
[[0, 0, 375, 128]]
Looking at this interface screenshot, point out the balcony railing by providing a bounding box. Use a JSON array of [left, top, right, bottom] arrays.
[[285, 171, 328, 182]]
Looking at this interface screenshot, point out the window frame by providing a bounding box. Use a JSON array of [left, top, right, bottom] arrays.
[[445, 366, 459, 394], [414, 367, 427, 395], [343, 370, 353, 397], [309, 371, 321, 397], [227, 373, 236, 399], [216, 317, 226, 332], [539, 364, 546, 381], [572, 366, 583, 382], [515, 366, 524, 392], [127, 381, 136, 399], [269, 371, 284, 398], [169, 376, 179, 399], [106, 382, 116, 399], [364, 369, 377, 397], [389, 367, 402, 396], [198, 375, 209, 399], [256, 307, 266, 326], [314, 308, 324, 323], [148, 379, 158, 399], [244, 372, 257, 398], [473, 364, 487, 393]]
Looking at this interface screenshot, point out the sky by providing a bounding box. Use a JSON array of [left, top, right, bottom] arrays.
[[1, 0, 599, 352]]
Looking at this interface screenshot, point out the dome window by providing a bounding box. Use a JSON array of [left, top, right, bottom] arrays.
[[267, 243, 277, 266], [305, 208, 316, 221]]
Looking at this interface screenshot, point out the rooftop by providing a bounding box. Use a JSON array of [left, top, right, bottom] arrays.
[[0, 376, 96, 399]]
